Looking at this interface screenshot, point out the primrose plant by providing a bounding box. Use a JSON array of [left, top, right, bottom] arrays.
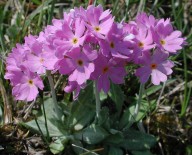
[[5, 4, 185, 155]]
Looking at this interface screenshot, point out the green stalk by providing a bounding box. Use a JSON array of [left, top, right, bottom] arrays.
[[42, 97, 50, 142], [47, 71, 60, 119], [48, 0, 56, 25], [180, 49, 188, 117], [112, 0, 119, 15], [34, 117, 49, 145], [171, 0, 188, 117], [94, 81, 101, 119], [124, 0, 130, 21], [134, 83, 145, 118], [135, 84, 145, 132], [0, 33, 5, 53], [36, 0, 45, 33], [94, 0, 97, 6]]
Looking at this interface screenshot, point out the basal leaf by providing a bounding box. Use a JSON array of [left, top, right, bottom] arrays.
[[131, 150, 154, 155], [119, 100, 156, 129], [117, 129, 157, 151], [22, 116, 67, 137], [67, 83, 95, 130], [74, 124, 109, 145], [49, 138, 65, 154], [109, 84, 124, 116], [109, 147, 123, 155]]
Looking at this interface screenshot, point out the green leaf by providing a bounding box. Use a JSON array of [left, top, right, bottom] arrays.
[[6, 25, 20, 39], [108, 147, 123, 155], [22, 116, 67, 137], [186, 145, 192, 155], [71, 140, 84, 154], [142, 79, 175, 98], [49, 138, 65, 154], [109, 84, 124, 116], [31, 0, 42, 5], [0, 105, 3, 125], [117, 129, 157, 151], [99, 90, 108, 101], [42, 98, 63, 120], [23, 0, 52, 33], [78, 81, 94, 104], [67, 83, 95, 130], [49, 136, 71, 154], [131, 150, 154, 155], [68, 101, 95, 131], [98, 107, 110, 129], [21, 98, 67, 137], [119, 100, 156, 129], [104, 131, 124, 145], [74, 124, 109, 145]]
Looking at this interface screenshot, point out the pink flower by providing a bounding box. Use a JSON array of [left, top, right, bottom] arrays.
[[27, 44, 58, 74], [5, 44, 29, 86], [12, 68, 44, 101], [135, 50, 174, 85], [64, 81, 86, 100], [136, 12, 157, 29], [4, 6, 185, 101], [92, 54, 126, 93], [5, 44, 25, 70], [85, 5, 114, 39], [132, 28, 155, 63], [134, 28, 154, 51], [5, 69, 23, 86], [54, 18, 86, 57], [27, 53, 46, 74], [43, 19, 63, 46], [100, 23, 131, 58], [58, 46, 97, 85], [152, 23, 184, 53]]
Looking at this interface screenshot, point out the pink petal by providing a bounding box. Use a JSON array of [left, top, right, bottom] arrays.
[[59, 59, 75, 75], [97, 75, 110, 93], [152, 50, 169, 64], [151, 69, 167, 85], [84, 63, 94, 79], [136, 67, 151, 84], [99, 9, 111, 21], [165, 31, 182, 41], [75, 19, 85, 37], [62, 22, 74, 39], [163, 44, 182, 53], [99, 17, 114, 35], [76, 68, 86, 85], [27, 86, 38, 101]]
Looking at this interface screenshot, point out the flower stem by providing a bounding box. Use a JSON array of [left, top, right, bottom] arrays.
[[134, 83, 145, 117], [94, 81, 101, 119], [94, 0, 97, 6], [42, 97, 50, 142], [34, 117, 49, 145], [47, 71, 60, 119]]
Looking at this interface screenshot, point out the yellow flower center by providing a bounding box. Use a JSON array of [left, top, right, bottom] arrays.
[[150, 63, 157, 69], [72, 38, 78, 44], [160, 39, 166, 45], [40, 58, 44, 63], [94, 26, 101, 32], [28, 80, 34, 85]]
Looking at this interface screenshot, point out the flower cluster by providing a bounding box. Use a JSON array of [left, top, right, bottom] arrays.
[[131, 13, 185, 85], [5, 5, 185, 102]]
